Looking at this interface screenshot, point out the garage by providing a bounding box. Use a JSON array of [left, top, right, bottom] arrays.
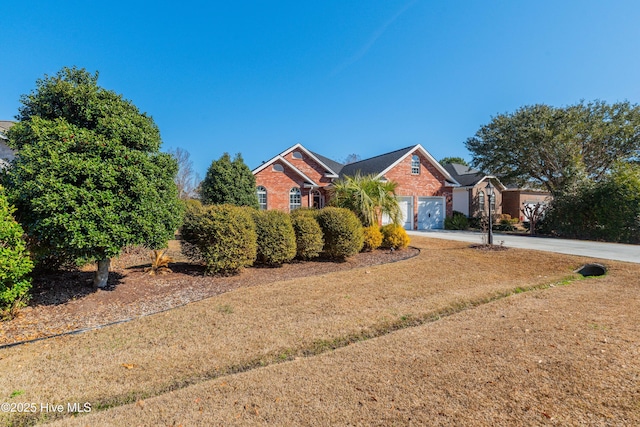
[[382, 196, 413, 230], [417, 196, 445, 229]]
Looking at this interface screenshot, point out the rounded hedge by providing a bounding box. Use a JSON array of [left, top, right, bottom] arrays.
[[181, 203, 257, 275], [381, 224, 410, 249], [362, 225, 383, 252], [253, 210, 297, 266], [290, 213, 324, 260], [316, 207, 364, 259], [0, 188, 33, 314], [444, 210, 469, 230]]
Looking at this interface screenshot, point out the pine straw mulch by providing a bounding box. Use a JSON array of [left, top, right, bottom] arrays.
[[0, 243, 419, 347]]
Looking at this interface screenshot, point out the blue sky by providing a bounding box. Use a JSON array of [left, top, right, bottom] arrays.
[[2, 1, 640, 177]]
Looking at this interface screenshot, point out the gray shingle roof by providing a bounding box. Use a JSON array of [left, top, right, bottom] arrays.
[[442, 163, 485, 187], [308, 151, 344, 175], [0, 120, 14, 135], [339, 146, 415, 178]]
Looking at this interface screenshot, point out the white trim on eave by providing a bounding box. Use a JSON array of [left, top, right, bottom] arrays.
[[375, 144, 461, 187], [252, 154, 318, 187], [476, 176, 507, 191], [280, 143, 341, 177]]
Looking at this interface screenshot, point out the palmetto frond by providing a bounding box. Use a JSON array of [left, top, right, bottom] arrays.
[[145, 249, 173, 275], [330, 173, 401, 227]]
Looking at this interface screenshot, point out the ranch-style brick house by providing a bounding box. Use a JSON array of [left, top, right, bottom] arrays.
[[252, 143, 460, 230]]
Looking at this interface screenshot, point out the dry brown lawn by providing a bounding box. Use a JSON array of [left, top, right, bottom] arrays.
[[1, 236, 636, 426]]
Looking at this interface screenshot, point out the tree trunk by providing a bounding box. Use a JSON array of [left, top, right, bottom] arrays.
[[94, 258, 111, 289]]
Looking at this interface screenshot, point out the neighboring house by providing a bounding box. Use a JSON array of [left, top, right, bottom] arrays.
[[443, 163, 505, 219], [502, 186, 551, 221], [252, 143, 460, 230], [0, 121, 16, 170]]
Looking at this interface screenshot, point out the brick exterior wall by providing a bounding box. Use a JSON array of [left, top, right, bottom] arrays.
[[468, 183, 503, 218], [254, 158, 331, 213], [502, 190, 551, 221], [282, 150, 333, 185], [382, 150, 453, 227]]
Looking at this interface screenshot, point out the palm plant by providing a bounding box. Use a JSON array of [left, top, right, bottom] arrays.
[[329, 173, 402, 227]]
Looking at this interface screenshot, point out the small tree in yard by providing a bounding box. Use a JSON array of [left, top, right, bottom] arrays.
[[200, 153, 259, 208], [168, 147, 200, 200], [330, 173, 401, 227], [3, 67, 183, 288], [521, 202, 547, 236]]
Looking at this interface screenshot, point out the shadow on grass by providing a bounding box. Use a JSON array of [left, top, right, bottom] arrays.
[[29, 270, 126, 307]]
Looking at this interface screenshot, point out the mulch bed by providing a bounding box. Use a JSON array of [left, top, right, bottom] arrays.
[[0, 246, 419, 347]]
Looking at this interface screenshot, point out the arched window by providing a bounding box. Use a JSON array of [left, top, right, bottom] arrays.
[[411, 155, 420, 175], [478, 191, 485, 209], [292, 151, 303, 159], [289, 187, 301, 211], [257, 186, 267, 210], [272, 164, 284, 172]]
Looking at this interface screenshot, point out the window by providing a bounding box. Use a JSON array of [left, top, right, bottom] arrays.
[[411, 155, 420, 175], [478, 191, 485, 209], [272, 164, 284, 172], [257, 186, 267, 210], [289, 187, 301, 211], [292, 151, 303, 159], [312, 190, 324, 209]]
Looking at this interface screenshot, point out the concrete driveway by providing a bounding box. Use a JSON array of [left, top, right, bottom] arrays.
[[407, 230, 640, 264]]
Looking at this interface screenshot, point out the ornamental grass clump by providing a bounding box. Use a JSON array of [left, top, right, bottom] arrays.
[[253, 210, 297, 266], [290, 212, 324, 260], [316, 207, 364, 259], [181, 204, 257, 275], [381, 224, 411, 250], [0, 188, 33, 317]]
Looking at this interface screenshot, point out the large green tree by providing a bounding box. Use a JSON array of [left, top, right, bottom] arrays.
[[200, 153, 259, 207], [4, 67, 183, 288], [329, 173, 401, 227], [439, 157, 468, 167], [465, 101, 640, 194]]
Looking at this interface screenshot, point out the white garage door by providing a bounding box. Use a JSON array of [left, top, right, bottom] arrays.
[[417, 197, 445, 230], [382, 196, 413, 230]]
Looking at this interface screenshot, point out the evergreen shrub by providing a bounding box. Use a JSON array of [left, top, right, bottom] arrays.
[[0, 189, 33, 315], [381, 224, 410, 249], [253, 210, 297, 266], [362, 225, 383, 251], [444, 211, 469, 230], [290, 213, 324, 260], [315, 207, 364, 259], [181, 204, 257, 275]]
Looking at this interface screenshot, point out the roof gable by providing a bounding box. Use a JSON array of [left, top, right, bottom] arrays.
[[252, 155, 318, 186], [340, 144, 459, 186], [281, 143, 340, 177], [443, 163, 506, 189]]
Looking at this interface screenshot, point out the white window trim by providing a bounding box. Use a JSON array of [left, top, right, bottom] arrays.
[[289, 187, 301, 211]]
